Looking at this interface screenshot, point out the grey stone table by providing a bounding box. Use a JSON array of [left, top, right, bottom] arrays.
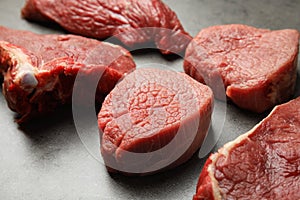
[[0, 0, 299, 199]]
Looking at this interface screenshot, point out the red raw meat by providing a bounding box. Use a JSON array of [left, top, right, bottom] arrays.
[[98, 68, 213, 175], [21, 0, 192, 54], [194, 97, 300, 200], [184, 24, 299, 113], [0, 26, 135, 123]]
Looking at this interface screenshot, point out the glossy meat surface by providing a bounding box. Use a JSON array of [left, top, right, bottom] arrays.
[[22, 0, 192, 54], [194, 97, 300, 200], [0, 26, 136, 123], [98, 68, 213, 174], [184, 24, 299, 112]]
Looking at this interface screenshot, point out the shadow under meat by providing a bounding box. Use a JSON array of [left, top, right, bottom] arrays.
[[108, 152, 205, 196], [18, 105, 76, 143]]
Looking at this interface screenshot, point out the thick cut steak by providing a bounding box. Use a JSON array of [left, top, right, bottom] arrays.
[[0, 26, 136, 123], [184, 24, 299, 113], [98, 68, 213, 174], [21, 0, 192, 54], [194, 97, 300, 200]]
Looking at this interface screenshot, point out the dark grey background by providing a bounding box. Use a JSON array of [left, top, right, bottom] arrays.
[[0, 0, 299, 199]]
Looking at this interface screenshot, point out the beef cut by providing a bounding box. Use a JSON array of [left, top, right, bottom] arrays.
[[184, 24, 299, 113], [0, 26, 136, 123], [21, 0, 192, 54], [98, 68, 213, 174], [193, 97, 300, 200]]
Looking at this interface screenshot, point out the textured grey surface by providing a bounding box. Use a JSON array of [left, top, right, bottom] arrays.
[[0, 0, 299, 199]]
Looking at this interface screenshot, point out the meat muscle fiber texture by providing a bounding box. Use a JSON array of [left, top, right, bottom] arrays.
[[21, 0, 192, 54], [193, 97, 300, 200], [0, 26, 136, 123], [98, 68, 213, 175], [184, 24, 299, 113]]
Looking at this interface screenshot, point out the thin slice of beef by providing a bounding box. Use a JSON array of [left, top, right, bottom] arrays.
[[194, 97, 300, 200], [21, 0, 192, 54], [184, 24, 299, 113], [0, 26, 136, 123], [98, 68, 213, 175]]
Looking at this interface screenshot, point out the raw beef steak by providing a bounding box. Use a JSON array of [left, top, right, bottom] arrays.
[[0, 26, 136, 123], [184, 24, 299, 113], [21, 0, 192, 54], [98, 68, 213, 174], [193, 97, 300, 200]]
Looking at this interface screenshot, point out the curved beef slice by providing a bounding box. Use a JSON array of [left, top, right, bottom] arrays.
[[98, 68, 213, 175], [194, 97, 300, 200], [21, 0, 192, 54], [0, 26, 136, 123], [184, 24, 299, 113]]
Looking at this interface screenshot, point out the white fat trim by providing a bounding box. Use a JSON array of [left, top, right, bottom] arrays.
[[102, 41, 120, 48], [1, 44, 38, 88], [206, 105, 279, 199], [207, 154, 222, 200], [220, 106, 278, 157]]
